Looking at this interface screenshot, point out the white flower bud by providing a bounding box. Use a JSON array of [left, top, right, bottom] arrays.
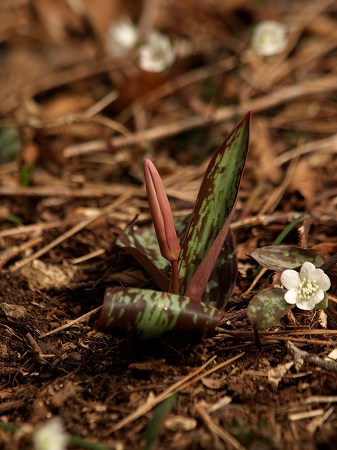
[[138, 30, 175, 73], [252, 20, 287, 57], [33, 418, 69, 450], [106, 17, 138, 56]]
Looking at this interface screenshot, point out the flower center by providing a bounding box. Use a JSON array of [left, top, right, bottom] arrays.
[[298, 277, 319, 300]]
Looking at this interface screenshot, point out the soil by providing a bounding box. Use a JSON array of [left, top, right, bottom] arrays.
[[1, 1, 337, 449]]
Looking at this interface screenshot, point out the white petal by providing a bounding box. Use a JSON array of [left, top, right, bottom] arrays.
[[296, 299, 313, 311], [106, 18, 138, 56], [300, 261, 316, 279], [252, 21, 287, 57], [311, 289, 325, 304], [284, 289, 298, 304], [281, 270, 300, 290], [297, 290, 325, 310], [311, 269, 331, 291], [138, 31, 175, 73]]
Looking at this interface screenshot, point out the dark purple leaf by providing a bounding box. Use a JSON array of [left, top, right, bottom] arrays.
[[180, 114, 250, 306], [117, 224, 170, 290], [202, 230, 238, 308], [250, 245, 327, 272], [95, 287, 223, 339]]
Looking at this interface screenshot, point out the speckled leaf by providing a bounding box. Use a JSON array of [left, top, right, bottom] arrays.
[[247, 287, 293, 330], [116, 216, 191, 290], [250, 245, 327, 271], [179, 113, 250, 305], [117, 224, 170, 290], [193, 230, 237, 308], [95, 287, 223, 339]]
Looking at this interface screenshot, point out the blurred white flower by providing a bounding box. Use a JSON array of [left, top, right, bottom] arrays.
[[106, 17, 138, 56], [138, 30, 175, 73], [252, 20, 287, 57], [281, 262, 330, 310], [33, 418, 69, 450]]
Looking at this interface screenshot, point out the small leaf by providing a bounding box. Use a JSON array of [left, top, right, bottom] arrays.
[[247, 287, 293, 330], [117, 224, 170, 290], [250, 245, 327, 272], [116, 216, 191, 291], [144, 394, 177, 450], [178, 113, 250, 305], [95, 287, 223, 339], [314, 293, 329, 310], [202, 230, 237, 308]]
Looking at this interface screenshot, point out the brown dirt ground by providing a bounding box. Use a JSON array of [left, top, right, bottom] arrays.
[[1, 1, 337, 449]]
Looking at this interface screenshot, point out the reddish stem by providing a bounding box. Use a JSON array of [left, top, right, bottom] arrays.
[[170, 259, 179, 294]]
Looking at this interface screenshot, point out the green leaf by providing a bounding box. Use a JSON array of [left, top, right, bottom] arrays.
[[250, 245, 327, 272], [201, 230, 237, 308], [95, 287, 223, 340], [247, 287, 293, 330], [144, 394, 177, 450], [117, 224, 170, 290], [314, 293, 329, 310], [179, 113, 250, 305], [0, 127, 22, 163]]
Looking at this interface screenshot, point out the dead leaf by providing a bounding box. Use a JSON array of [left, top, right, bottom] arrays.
[[20, 259, 76, 290], [165, 415, 197, 432], [201, 376, 225, 390], [250, 118, 282, 184], [267, 361, 294, 387], [288, 159, 317, 202], [1, 303, 27, 319]]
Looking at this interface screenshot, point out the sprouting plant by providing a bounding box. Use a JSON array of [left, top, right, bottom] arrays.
[[247, 244, 336, 333], [95, 113, 250, 339]]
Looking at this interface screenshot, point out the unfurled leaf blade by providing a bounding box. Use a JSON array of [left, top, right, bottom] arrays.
[[179, 113, 250, 305], [250, 245, 327, 272], [117, 224, 170, 291], [95, 288, 223, 340], [116, 216, 190, 291], [247, 287, 293, 330], [202, 230, 237, 308]]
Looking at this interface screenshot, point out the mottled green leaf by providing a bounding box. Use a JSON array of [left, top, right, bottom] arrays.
[[179, 113, 250, 305], [201, 230, 237, 308], [247, 287, 293, 330], [250, 245, 327, 272], [117, 224, 170, 290], [95, 287, 223, 339]]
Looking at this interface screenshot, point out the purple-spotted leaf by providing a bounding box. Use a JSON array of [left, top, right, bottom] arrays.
[[179, 113, 250, 306], [247, 287, 293, 330], [250, 245, 327, 272], [117, 224, 170, 291], [202, 230, 237, 308], [95, 287, 223, 339]]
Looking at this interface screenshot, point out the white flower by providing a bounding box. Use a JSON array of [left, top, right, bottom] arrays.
[[106, 17, 138, 56], [138, 30, 175, 73], [33, 418, 69, 450], [251, 20, 287, 57], [281, 262, 330, 310]]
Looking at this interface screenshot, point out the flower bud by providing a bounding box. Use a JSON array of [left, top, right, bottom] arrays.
[[144, 159, 180, 261]]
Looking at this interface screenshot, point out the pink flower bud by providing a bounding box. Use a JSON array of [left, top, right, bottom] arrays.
[[144, 159, 180, 261]]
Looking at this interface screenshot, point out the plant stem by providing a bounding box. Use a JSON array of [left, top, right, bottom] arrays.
[[170, 259, 179, 294]]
